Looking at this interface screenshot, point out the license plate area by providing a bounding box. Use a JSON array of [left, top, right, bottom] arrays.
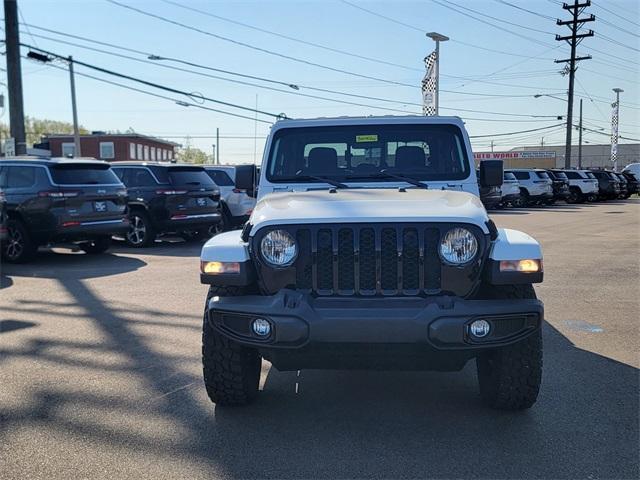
[[196, 197, 207, 207], [94, 201, 107, 212]]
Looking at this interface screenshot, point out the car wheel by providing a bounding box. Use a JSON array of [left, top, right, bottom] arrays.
[[476, 284, 542, 410], [519, 189, 530, 207], [202, 285, 261, 406], [2, 219, 37, 263], [126, 211, 156, 248], [567, 189, 583, 204], [208, 210, 230, 237], [80, 236, 112, 254]]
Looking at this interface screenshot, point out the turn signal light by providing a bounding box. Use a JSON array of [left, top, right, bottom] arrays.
[[499, 259, 542, 273], [201, 261, 240, 274]]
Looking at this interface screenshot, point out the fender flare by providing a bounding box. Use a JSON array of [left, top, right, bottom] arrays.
[[486, 228, 543, 284]]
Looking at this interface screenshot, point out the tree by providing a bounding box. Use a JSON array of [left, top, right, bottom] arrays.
[[174, 137, 211, 164], [0, 116, 89, 147]]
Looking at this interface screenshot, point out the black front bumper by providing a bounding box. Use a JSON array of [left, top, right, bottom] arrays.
[[207, 290, 543, 371]]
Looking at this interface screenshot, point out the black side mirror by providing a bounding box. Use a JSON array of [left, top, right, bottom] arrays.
[[479, 160, 503, 188], [235, 165, 258, 197]]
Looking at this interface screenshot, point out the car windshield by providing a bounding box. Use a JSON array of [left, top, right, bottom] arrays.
[[266, 124, 470, 183], [535, 171, 550, 179], [504, 172, 517, 181], [167, 167, 215, 187], [50, 164, 120, 185], [554, 171, 568, 180], [585, 172, 596, 179]]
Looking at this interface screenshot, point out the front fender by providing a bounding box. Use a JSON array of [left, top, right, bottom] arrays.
[[486, 228, 543, 285], [200, 230, 255, 286]]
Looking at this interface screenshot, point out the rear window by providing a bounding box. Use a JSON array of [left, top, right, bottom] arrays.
[[205, 169, 234, 186], [504, 172, 517, 181], [553, 171, 568, 180], [585, 172, 596, 179], [167, 167, 215, 187], [50, 164, 120, 185], [535, 171, 550, 179]]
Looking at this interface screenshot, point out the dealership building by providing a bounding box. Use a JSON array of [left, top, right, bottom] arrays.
[[474, 143, 639, 170]]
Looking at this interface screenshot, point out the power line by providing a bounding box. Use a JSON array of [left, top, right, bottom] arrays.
[[468, 123, 566, 138], [591, 0, 640, 29], [21, 43, 286, 120], [493, 0, 555, 21], [104, 0, 420, 89]]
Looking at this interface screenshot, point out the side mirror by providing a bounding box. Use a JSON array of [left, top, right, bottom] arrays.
[[235, 165, 258, 197], [479, 160, 503, 188]]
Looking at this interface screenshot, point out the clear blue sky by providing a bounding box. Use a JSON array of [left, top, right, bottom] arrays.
[[6, 0, 640, 163]]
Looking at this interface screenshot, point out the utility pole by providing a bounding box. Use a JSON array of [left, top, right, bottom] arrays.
[[426, 32, 449, 115], [611, 88, 623, 172], [541, 137, 544, 149], [578, 98, 583, 169], [216, 128, 220, 165], [555, 0, 594, 169], [490, 140, 494, 153], [211, 144, 216, 164], [68, 56, 81, 157], [4, 0, 27, 155]]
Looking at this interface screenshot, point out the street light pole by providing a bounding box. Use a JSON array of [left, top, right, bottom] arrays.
[[426, 32, 449, 115], [68, 56, 81, 157]]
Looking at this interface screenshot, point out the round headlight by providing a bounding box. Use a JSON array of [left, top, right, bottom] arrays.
[[440, 228, 478, 265], [260, 229, 297, 267]]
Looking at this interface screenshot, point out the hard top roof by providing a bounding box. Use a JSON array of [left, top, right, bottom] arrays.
[[110, 161, 205, 168], [0, 156, 110, 166], [272, 115, 465, 130]]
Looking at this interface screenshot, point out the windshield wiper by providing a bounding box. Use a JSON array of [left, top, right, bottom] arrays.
[[279, 174, 349, 189], [347, 170, 429, 189]]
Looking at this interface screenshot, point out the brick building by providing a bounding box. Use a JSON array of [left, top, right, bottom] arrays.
[[40, 133, 180, 162]]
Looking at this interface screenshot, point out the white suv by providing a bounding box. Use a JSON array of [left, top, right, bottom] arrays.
[[204, 165, 256, 231], [506, 169, 553, 206], [560, 169, 599, 203]]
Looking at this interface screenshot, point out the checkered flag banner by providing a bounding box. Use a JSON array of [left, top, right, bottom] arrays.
[[610, 100, 619, 165], [422, 51, 437, 116]]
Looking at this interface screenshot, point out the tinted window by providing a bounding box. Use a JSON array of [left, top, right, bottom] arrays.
[[511, 171, 529, 180], [50, 164, 120, 185], [535, 171, 550, 179], [503, 172, 517, 181], [585, 172, 596, 179], [553, 171, 568, 180], [564, 171, 581, 179], [7, 166, 37, 188], [205, 169, 234, 186], [126, 168, 157, 187], [267, 124, 470, 182], [167, 167, 215, 186]]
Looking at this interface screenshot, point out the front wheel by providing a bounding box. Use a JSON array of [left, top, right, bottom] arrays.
[[202, 285, 261, 406], [2, 219, 37, 263], [80, 236, 111, 254], [567, 189, 583, 204], [476, 284, 542, 410]]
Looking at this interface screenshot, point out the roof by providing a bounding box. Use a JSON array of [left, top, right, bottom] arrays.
[[272, 115, 465, 130], [43, 133, 181, 147], [111, 161, 204, 168], [0, 156, 110, 166]]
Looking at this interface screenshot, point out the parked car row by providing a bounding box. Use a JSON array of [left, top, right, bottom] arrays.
[[478, 166, 639, 209], [0, 157, 257, 263]]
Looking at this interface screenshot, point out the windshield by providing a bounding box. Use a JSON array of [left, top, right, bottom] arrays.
[[535, 171, 550, 179], [504, 172, 517, 181], [266, 124, 470, 183], [167, 167, 215, 187], [50, 164, 120, 185]]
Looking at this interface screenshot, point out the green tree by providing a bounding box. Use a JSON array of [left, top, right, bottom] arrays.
[[174, 137, 211, 164], [0, 116, 89, 147]]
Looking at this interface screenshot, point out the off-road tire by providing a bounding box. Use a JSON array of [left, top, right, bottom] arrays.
[[2, 219, 37, 263], [476, 284, 543, 410], [80, 236, 112, 254], [202, 285, 261, 406], [126, 210, 156, 248]]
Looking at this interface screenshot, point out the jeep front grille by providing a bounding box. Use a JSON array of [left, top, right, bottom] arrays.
[[294, 225, 444, 296]]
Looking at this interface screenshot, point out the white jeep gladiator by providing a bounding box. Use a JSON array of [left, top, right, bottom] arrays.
[[199, 116, 544, 410]]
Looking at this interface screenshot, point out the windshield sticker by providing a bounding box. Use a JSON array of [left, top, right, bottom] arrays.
[[356, 134, 378, 143]]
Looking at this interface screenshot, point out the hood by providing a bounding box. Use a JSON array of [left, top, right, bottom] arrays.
[[249, 188, 490, 234]]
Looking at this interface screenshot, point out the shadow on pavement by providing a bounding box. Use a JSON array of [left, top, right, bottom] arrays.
[[1, 274, 637, 479], [0, 320, 37, 334]]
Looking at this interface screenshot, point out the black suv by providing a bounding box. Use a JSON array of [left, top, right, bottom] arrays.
[[0, 157, 129, 263], [620, 171, 639, 197], [545, 169, 570, 203], [590, 170, 620, 200], [112, 162, 221, 247], [0, 188, 7, 242]]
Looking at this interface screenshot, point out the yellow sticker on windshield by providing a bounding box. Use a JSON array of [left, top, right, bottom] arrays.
[[356, 134, 378, 143]]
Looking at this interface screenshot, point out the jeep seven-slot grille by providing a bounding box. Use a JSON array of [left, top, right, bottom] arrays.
[[294, 225, 442, 296]]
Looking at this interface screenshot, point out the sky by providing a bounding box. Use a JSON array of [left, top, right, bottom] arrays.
[[4, 0, 639, 164]]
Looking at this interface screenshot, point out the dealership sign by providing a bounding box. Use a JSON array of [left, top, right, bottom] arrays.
[[474, 151, 557, 160]]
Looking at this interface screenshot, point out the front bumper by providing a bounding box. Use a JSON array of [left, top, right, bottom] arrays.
[[207, 290, 543, 371]]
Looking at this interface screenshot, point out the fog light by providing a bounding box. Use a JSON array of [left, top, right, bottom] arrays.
[[252, 318, 271, 337], [470, 319, 491, 338]]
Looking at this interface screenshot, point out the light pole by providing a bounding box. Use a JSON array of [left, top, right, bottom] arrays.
[[611, 88, 623, 172], [426, 32, 449, 115]]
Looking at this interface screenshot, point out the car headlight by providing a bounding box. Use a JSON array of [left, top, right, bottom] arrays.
[[260, 229, 297, 267], [440, 227, 478, 265]]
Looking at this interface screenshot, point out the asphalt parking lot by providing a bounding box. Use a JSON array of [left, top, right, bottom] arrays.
[[1, 200, 638, 480]]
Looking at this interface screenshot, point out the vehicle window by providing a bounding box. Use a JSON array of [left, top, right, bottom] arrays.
[[7, 166, 37, 188], [512, 171, 529, 180], [535, 171, 550, 179], [267, 124, 470, 182], [564, 171, 581, 179], [50, 164, 120, 185], [585, 172, 596, 179], [554, 171, 568, 180], [167, 167, 215, 186], [205, 169, 235, 186], [503, 172, 517, 181], [129, 168, 157, 187]]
